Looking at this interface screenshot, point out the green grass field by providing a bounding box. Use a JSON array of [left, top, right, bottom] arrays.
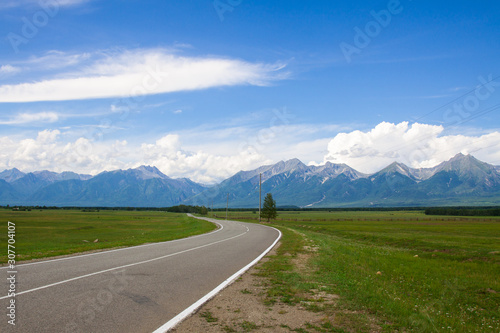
[[0, 209, 216, 264], [2, 208, 498, 332], [224, 210, 500, 332]]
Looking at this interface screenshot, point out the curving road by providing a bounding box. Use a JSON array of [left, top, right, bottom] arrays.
[[0, 215, 281, 333]]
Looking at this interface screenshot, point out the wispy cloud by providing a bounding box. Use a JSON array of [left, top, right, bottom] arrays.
[[447, 86, 469, 92], [0, 65, 21, 74], [1, 51, 92, 80], [54, 0, 94, 6], [22, 50, 92, 71], [0, 112, 59, 125], [143, 101, 175, 109], [0, 48, 289, 103], [0, 65, 21, 78], [417, 94, 456, 100], [0, 0, 93, 10]]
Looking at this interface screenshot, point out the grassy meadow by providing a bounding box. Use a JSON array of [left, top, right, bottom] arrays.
[[0, 209, 216, 264], [1, 208, 498, 331], [225, 210, 500, 332]]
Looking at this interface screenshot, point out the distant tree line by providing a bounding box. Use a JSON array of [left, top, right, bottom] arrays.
[[425, 207, 500, 216], [5, 204, 498, 216], [1, 205, 58, 211], [166, 205, 209, 215], [1, 205, 430, 212], [0, 205, 209, 214]]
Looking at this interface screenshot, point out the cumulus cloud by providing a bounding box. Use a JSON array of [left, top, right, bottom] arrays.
[[140, 134, 267, 183], [323, 121, 500, 173], [0, 131, 269, 183], [3, 121, 499, 183], [0, 130, 129, 174], [0, 48, 288, 102]]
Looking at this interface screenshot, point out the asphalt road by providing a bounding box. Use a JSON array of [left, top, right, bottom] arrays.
[[0, 215, 281, 333]]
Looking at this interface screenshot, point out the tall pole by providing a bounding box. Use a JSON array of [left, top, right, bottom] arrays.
[[259, 173, 262, 223], [226, 193, 229, 220]]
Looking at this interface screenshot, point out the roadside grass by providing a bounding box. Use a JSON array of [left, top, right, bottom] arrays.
[[0, 209, 216, 264], [200, 310, 219, 323], [220, 209, 500, 223], [231, 210, 500, 332], [255, 226, 311, 306]]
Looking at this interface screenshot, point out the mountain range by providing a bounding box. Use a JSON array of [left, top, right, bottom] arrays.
[[1, 154, 499, 208], [0, 166, 205, 207]]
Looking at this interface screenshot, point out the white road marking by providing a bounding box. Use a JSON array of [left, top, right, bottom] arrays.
[[0, 223, 243, 300], [0, 217, 223, 269], [151, 218, 282, 333]]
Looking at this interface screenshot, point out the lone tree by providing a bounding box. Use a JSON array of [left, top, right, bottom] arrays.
[[261, 193, 277, 222]]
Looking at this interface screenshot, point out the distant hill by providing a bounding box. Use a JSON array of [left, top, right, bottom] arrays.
[[1, 154, 499, 208]]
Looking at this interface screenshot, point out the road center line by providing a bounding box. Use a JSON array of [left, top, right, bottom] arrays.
[[0, 226, 246, 300], [0, 216, 223, 270], [152, 218, 282, 333]]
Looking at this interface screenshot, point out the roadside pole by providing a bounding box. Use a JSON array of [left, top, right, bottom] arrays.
[[259, 173, 262, 223]]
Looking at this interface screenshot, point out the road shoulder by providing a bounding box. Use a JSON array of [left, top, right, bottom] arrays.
[[171, 242, 329, 333]]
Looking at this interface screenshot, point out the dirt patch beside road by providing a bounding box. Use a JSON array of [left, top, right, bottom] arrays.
[[171, 243, 333, 332]]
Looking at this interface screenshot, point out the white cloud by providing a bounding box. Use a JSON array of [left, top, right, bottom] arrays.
[[0, 130, 129, 174], [37, 129, 61, 143], [323, 121, 500, 173], [110, 104, 126, 113], [23, 50, 92, 71], [2, 122, 500, 183], [56, 0, 93, 6], [0, 65, 21, 76], [0, 48, 288, 102], [0, 0, 92, 10], [177, 119, 346, 167], [0, 51, 92, 80], [0, 130, 269, 183], [0, 111, 59, 125], [140, 134, 267, 183]]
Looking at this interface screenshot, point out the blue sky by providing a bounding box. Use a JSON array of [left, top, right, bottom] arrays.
[[1, 0, 499, 183]]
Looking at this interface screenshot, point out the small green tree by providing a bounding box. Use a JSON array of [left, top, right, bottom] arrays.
[[200, 206, 208, 215], [261, 193, 277, 222]]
